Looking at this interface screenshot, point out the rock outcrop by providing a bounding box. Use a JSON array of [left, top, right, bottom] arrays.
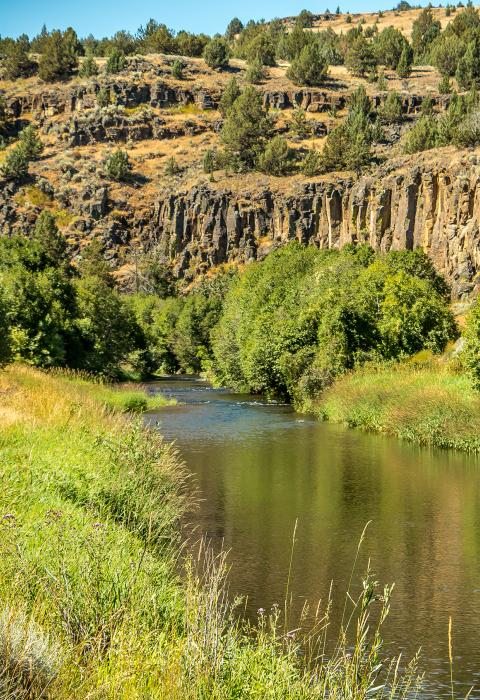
[[144, 154, 480, 298]]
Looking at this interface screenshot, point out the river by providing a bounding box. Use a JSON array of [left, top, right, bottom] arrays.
[[144, 375, 480, 698]]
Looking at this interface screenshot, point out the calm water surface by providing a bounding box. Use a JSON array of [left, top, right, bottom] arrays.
[[145, 376, 480, 698]]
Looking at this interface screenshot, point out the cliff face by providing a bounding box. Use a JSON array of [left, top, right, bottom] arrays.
[[146, 155, 480, 299]]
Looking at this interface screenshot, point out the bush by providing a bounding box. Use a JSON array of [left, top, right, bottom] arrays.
[[1, 145, 30, 181], [374, 26, 409, 69], [171, 60, 185, 79], [430, 34, 465, 77], [165, 156, 181, 175], [105, 49, 126, 74], [464, 300, 480, 389], [105, 149, 131, 180], [38, 30, 78, 81], [244, 33, 276, 66], [203, 38, 229, 69], [203, 149, 217, 174], [79, 54, 99, 78], [396, 44, 413, 78], [246, 58, 267, 84], [287, 42, 329, 86], [258, 136, 294, 176], [301, 147, 323, 176], [380, 90, 403, 123], [438, 75, 452, 93], [345, 35, 377, 77], [297, 9, 314, 28], [289, 108, 312, 139], [96, 87, 110, 108], [403, 115, 438, 153], [411, 6, 441, 59], [18, 124, 43, 160], [218, 77, 241, 117], [220, 86, 273, 169]]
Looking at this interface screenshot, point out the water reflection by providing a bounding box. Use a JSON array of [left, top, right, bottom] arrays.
[[145, 376, 480, 698]]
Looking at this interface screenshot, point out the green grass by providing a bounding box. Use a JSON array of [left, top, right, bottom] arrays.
[[0, 365, 425, 698], [312, 362, 480, 452]]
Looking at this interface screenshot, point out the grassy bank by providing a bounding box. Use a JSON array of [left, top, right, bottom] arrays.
[[0, 365, 424, 698], [311, 362, 480, 453]]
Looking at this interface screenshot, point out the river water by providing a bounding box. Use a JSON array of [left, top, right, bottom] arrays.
[[144, 375, 480, 698]]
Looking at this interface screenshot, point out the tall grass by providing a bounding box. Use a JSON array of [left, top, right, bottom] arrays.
[[0, 365, 427, 697], [311, 362, 480, 453]]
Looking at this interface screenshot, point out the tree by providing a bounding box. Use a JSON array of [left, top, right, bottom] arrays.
[[403, 115, 438, 153], [258, 136, 294, 176], [171, 60, 185, 79], [430, 34, 464, 76], [0, 289, 11, 367], [1, 145, 30, 181], [175, 31, 208, 57], [289, 108, 312, 139], [463, 300, 480, 389], [220, 86, 273, 169], [226, 17, 244, 39], [374, 26, 409, 69], [3, 36, 35, 80], [396, 44, 413, 77], [203, 149, 217, 174], [203, 38, 229, 69], [297, 10, 314, 28], [380, 90, 403, 123], [18, 125, 43, 160], [246, 58, 267, 84], [438, 74, 452, 93], [38, 30, 77, 81], [79, 54, 99, 78], [33, 211, 68, 267], [345, 35, 377, 77], [287, 42, 329, 86], [218, 77, 241, 116], [105, 49, 126, 74], [455, 36, 480, 89], [139, 22, 176, 53], [301, 147, 323, 176], [105, 149, 131, 180], [411, 6, 441, 58], [244, 33, 276, 66], [97, 87, 110, 108], [165, 156, 181, 175]]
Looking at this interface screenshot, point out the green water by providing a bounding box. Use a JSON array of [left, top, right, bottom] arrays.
[[146, 376, 480, 698]]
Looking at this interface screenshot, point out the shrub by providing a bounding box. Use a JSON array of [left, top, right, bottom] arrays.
[[226, 17, 244, 39], [464, 300, 480, 389], [377, 68, 387, 90], [18, 124, 43, 160], [218, 77, 241, 117], [104, 149, 131, 180], [171, 60, 185, 79], [1, 145, 30, 181], [165, 156, 181, 175], [203, 38, 229, 69], [345, 35, 377, 77], [220, 86, 273, 169], [289, 108, 312, 139], [403, 115, 438, 153], [244, 33, 276, 67], [374, 26, 409, 69], [455, 36, 480, 89], [79, 54, 99, 78], [297, 9, 314, 28], [301, 147, 323, 176], [258, 136, 294, 176], [380, 90, 403, 122], [3, 36, 35, 80], [203, 149, 217, 174], [287, 42, 329, 86], [96, 87, 110, 108], [430, 34, 465, 77], [246, 58, 267, 84], [438, 75, 452, 93], [105, 49, 126, 74], [396, 44, 413, 78], [411, 6, 441, 59]]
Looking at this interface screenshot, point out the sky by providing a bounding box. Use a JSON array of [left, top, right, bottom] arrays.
[[1, 0, 432, 39]]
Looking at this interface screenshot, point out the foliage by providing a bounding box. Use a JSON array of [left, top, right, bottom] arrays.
[[402, 115, 438, 153], [374, 26, 409, 69], [244, 32, 276, 66], [396, 44, 413, 77], [104, 149, 131, 180], [226, 17, 244, 39], [345, 35, 377, 77], [1, 145, 30, 181], [438, 74, 452, 93], [455, 35, 480, 89], [3, 35, 35, 80], [203, 37, 229, 69], [258, 136, 294, 176], [18, 124, 43, 160], [380, 90, 403, 122], [38, 30, 79, 82], [105, 49, 126, 74], [96, 86, 110, 107], [203, 148, 217, 174], [211, 244, 456, 400], [297, 9, 314, 28], [411, 6, 441, 59], [289, 108, 312, 139], [79, 54, 99, 78], [301, 147, 323, 176], [218, 77, 241, 117], [287, 42, 329, 86], [463, 299, 480, 389], [171, 59, 185, 79], [220, 86, 273, 169], [246, 57, 267, 84], [165, 156, 181, 175]]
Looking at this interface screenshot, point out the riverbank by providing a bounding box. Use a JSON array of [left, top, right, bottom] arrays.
[[0, 365, 426, 698], [309, 362, 480, 453]]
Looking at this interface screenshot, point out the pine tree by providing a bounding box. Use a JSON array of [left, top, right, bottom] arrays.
[[3, 35, 35, 80], [1, 145, 30, 181], [218, 77, 241, 117], [287, 42, 329, 86], [79, 54, 99, 78], [18, 125, 43, 160], [220, 86, 273, 169], [258, 136, 294, 176], [105, 149, 131, 180], [203, 38, 229, 69], [345, 35, 377, 77], [396, 44, 413, 78], [38, 30, 77, 82], [105, 50, 126, 75]]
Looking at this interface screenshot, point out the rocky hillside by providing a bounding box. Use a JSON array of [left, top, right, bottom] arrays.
[[0, 50, 479, 299]]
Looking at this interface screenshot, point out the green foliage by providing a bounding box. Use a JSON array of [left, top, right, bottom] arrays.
[[18, 124, 43, 160], [345, 35, 377, 77], [380, 90, 403, 123], [3, 35, 35, 80], [287, 42, 329, 86], [1, 145, 30, 181], [105, 49, 126, 74], [244, 32, 276, 66], [104, 149, 131, 181], [138, 21, 176, 53], [297, 9, 314, 28], [374, 26, 409, 69], [96, 87, 110, 108], [402, 115, 438, 153], [396, 44, 413, 78], [411, 6, 441, 59], [430, 34, 465, 76], [211, 244, 456, 400], [218, 77, 241, 117], [301, 147, 323, 176], [165, 156, 181, 175], [438, 74, 452, 93], [289, 108, 312, 139], [226, 17, 244, 39], [38, 30, 79, 82], [203, 38, 229, 69], [220, 86, 273, 169], [175, 31, 209, 57], [377, 68, 388, 90], [246, 57, 267, 84], [455, 35, 480, 89], [258, 136, 294, 176], [79, 54, 99, 78], [203, 148, 217, 174], [171, 59, 185, 79], [0, 288, 12, 366], [463, 299, 480, 389]]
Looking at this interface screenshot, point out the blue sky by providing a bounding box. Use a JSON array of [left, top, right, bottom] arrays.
[[2, 0, 431, 38]]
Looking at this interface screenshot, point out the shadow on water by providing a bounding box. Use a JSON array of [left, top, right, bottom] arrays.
[[145, 375, 480, 699]]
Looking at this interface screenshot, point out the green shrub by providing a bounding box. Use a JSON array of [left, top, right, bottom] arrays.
[[345, 35, 377, 77], [258, 136, 294, 176], [96, 87, 111, 107], [287, 43, 329, 86], [3, 36, 36, 80], [289, 108, 312, 139], [380, 90, 403, 123], [220, 86, 273, 169], [165, 156, 181, 175], [402, 115, 438, 153], [203, 38, 229, 69], [18, 124, 43, 160], [438, 75, 452, 93], [396, 44, 413, 78], [171, 59, 185, 79], [218, 77, 241, 117], [105, 50, 126, 74], [104, 149, 131, 180], [203, 148, 217, 174], [246, 58, 267, 84], [301, 147, 323, 176], [79, 54, 98, 78], [38, 29, 79, 82], [1, 145, 30, 181]]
